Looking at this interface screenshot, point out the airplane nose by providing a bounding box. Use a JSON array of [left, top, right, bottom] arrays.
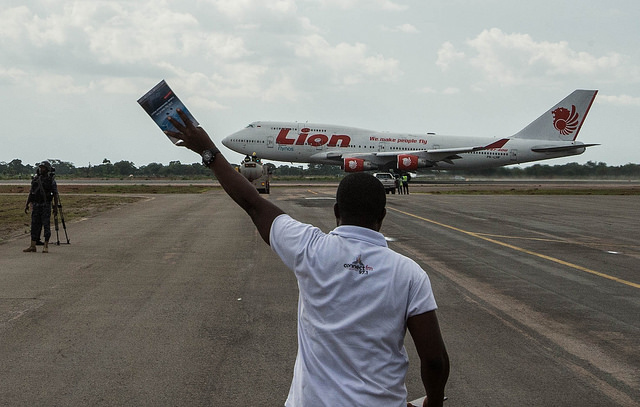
[[221, 134, 232, 149], [221, 129, 247, 152], [222, 129, 244, 149]]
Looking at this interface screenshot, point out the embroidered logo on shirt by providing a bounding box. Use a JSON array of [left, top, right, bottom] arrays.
[[344, 255, 373, 275]]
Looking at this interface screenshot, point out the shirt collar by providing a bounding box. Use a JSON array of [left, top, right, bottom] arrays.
[[329, 225, 388, 248]]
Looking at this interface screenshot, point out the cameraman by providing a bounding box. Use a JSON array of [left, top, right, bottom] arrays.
[[23, 161, 58, 253]]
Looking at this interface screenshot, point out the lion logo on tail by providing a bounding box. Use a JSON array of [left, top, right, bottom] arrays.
[[552, 105, 579, 136]]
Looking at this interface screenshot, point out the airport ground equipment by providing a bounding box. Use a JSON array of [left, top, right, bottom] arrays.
[[238, 154, 271, 194]]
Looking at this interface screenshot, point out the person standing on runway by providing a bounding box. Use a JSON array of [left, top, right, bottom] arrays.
[[165, 109, 449, 407], [23, 161, 58, 253]]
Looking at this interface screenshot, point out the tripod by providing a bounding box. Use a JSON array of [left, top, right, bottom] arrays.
[[53, 190, 70, 245]]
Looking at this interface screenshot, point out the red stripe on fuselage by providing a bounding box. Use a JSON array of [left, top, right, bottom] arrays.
[[483, 138, 509, 149]]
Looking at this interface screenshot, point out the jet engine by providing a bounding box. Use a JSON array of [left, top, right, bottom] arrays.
[[343, 158, 377, 172], [397, 154, 429, 171]]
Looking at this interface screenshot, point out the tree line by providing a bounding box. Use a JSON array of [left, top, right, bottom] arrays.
[[1, 158, 639, 179], [0, 159, 212, 178]]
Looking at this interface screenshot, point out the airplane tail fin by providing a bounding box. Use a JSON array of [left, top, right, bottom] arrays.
[[511, 90, 597, 141]]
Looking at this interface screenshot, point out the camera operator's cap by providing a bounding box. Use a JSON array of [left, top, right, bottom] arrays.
[[38, 161, 52, 170]]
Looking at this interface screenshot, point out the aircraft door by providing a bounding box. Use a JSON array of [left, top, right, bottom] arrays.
[[267, 136, 274, 148], [510, 149, 518, 162], [378, 142, 387, 152]]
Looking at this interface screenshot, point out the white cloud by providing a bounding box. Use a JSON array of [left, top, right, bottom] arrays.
[[207, 0, 254, 19], [436, 41, 465, 71], [0, 1, 255, 96], [472, 28, 621, 76], [31, 73, 90, 94], [439, 28, 626, 86], [379, 0, 409, 11], [598, 94, 640, 106], [263, 75, 300, 102], [81, 4, 249, 65], [266, 0, 298, 14], [414, 87, 437, 94], [188, 95, 229, 111], [0, 6, 66, 46], [97, 77, 144, 95], [158, 62, 271, 100], [0, 67, 28, 83], [208, 0, 298, 22], [0, 0, 404, 101], [413, 87, 459, 95], [310, 0, 407, 11], [382, 23, 419, 33], [28, 2, 251, 61], [293, 34, 401, 85]]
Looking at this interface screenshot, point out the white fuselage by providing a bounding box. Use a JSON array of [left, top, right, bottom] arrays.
[[222, 121, 585, 171]]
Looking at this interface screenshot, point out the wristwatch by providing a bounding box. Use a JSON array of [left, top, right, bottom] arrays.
[[202, 147, 220, 167]]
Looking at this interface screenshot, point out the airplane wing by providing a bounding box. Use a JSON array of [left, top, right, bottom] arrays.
[[311, 151, 344, 161], [310, 138, 510, 167]]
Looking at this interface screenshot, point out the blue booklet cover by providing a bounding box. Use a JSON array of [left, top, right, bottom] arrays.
[[137, 80, 199, 144]]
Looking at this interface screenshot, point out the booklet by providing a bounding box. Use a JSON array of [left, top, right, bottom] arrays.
[[408, 396, 426, 406], [137, 79, 199, 144]]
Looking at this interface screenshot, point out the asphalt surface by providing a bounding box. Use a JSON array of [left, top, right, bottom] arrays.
[[1, 187, 639, 406]]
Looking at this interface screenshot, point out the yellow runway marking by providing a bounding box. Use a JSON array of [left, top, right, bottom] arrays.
[[474, 233, 566, 243], [388, 207, 640, 289]]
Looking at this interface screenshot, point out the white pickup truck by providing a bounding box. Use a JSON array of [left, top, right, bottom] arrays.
[[373, 172, 397, 194]]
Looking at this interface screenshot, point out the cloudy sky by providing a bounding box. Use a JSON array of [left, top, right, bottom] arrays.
[[2, 0, 639, 169]]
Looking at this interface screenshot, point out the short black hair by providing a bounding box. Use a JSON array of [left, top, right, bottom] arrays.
[[336, 173, 386, 225]]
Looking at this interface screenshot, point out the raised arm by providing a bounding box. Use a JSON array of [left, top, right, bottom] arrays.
[[407, 310, 450, 407], [166, 110, 284, 245]]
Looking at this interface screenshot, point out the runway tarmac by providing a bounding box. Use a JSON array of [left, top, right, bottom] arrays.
[[1, 186, 639, 406]]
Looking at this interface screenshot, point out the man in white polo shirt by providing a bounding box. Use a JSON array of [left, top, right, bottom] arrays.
[[166, 110, 449, 407]]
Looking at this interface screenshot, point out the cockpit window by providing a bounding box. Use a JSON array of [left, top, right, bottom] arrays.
[[246, 123, 254, 128]]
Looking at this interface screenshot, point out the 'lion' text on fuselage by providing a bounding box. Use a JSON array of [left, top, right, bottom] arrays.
[[276, 128, 351, 147]]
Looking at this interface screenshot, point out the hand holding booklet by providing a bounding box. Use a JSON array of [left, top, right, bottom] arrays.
[[137, 80, 199, 144]]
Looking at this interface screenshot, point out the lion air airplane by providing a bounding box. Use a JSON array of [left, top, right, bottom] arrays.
[[221, 90, 598, 173]]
